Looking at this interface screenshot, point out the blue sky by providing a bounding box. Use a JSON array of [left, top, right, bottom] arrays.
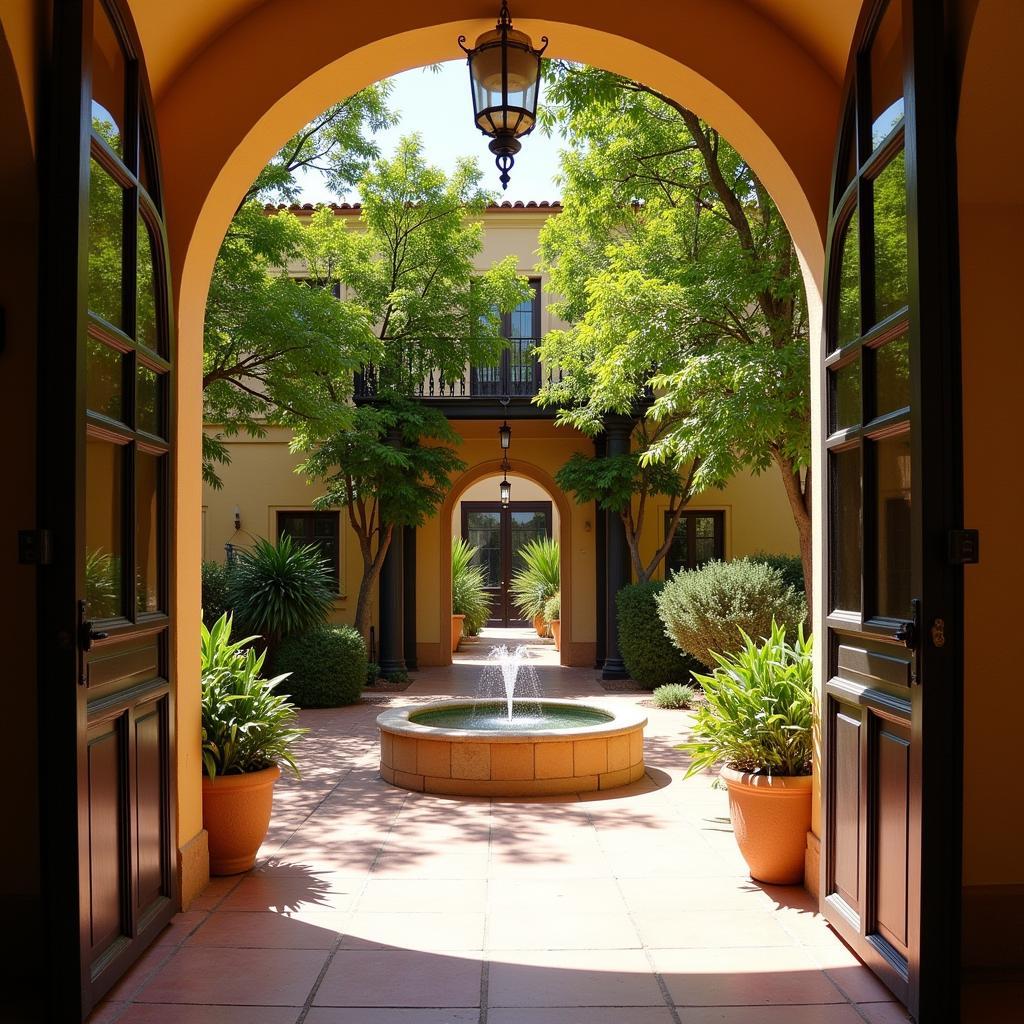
[[296, 61, 565, 206]]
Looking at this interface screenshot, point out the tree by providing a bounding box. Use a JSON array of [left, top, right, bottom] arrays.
[[202, 85, 394, 487], [536, 64, 812, 602], [293, 136, 532, 635]]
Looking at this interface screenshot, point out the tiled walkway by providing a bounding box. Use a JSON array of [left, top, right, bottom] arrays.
[[90, 630, 910, 1023]]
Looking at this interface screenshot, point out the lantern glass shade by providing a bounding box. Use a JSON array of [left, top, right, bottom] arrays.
[[500, 478, 511, 506], [499, 423, 512, 449], [468, 28, 541, 138]]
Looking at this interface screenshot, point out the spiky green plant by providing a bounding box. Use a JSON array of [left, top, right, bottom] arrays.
[[652, 682, 700, 709], [543, 592, 561, 624], [452, 537, 490, 636], [200, 613, 305, 779], [680, 621, 813, 778], [227, 535, 335, 643], [510, 537, 560, 620]]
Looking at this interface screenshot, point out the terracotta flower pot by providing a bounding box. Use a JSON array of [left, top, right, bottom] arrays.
[[203, 764, 281, 875], [452, 613, 465, 653], [533, 613, 547, 637], [550, 619, 561, 651], [720, 765, 812, 885]]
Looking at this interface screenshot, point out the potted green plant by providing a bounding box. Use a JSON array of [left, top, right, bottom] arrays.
[[201, 613, 305, 875], [544, 592, 561, 651], [452, 538, 490, 651], [509, 537, 560, 636], [681, 621, 813, 885]]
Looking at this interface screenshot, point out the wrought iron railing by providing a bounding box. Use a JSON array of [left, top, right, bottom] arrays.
[[354, 339, 563, 401]]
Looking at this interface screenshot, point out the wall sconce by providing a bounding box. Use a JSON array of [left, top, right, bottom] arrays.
[[233, 506, 241, 531]]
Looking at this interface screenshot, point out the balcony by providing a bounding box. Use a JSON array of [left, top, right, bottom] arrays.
[[354, 339, 564, 419]]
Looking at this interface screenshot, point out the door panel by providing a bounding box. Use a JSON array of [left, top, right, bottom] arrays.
[[821, 2, 962, 1017], [40, 0, 177, 1016]]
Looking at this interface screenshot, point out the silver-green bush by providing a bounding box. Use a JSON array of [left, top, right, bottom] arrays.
[[656, 558, 806, 670]]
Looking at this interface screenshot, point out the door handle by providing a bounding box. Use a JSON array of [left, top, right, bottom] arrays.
[[77, 599, 109, 685]]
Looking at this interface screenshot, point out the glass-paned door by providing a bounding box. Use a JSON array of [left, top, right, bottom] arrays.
[[821, 1, 962, 1018], [462, 501, 552, 625], [40, 0, 177, 1016], [471, 280, 542, 396]]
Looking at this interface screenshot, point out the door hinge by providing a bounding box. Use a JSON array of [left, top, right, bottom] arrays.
[[18, 528, 53, 565], [948, 529, 979, 565]]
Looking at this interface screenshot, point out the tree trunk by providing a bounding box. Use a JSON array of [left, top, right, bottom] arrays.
[[774, 454, 813, 618], [353, 569, 377, 641]]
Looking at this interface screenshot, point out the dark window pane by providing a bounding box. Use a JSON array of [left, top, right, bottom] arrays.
[[278, 512, 339, 589], [830, 358, 861, 432], [467, 511, 501, 588], [510, 510, 550, 574], [872, 150, 908, 323], [870, 0, 904, 150], [874, 432, 912, 619], [830, 447, 861, 612], [874, 335, 910, 417], [140, 125, 159, 207], [137, 365, 162, 436], [667, 516, 689, 575], [137, 215, 161, 352], [136, 452, 161, 614], [693, 516, 719, 566], [834, 212, 860, 348], [89, 159, 124, 328], [837, 105, 856, 198], [88, 337, 123, 420], [86, 437, 124, 620], [91, 0, 126, 154]]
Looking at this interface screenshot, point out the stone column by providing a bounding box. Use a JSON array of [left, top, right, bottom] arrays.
[[403, 525, 417, 671], [593, 433, 607, 670], [602, 415, 632, 679]]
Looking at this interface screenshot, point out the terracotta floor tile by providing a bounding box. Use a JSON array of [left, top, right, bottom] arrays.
[[634, 909, 798, 949], [618, 876, 775, 914], [488, 1011, 675, 1024], [487, 949, 664, 1007], [313, 949, 482, 1007], [135, 946, 329, 1006], [356, 878, 486, 913], [486, 911, 641, 950], [114, 1006, 300, 1023], [303, 1011, 479, 1024], [186, 910, 347, 948], [486, 878, 627, 914], [220, 874, 363, 912], [856, 1002, 914, 1023], [370, 851, 490, 879], [187, 875, 243, 911], [653, 946, 845, 1006], [151, 910, 209, 947], [339, 912, 486, 950]]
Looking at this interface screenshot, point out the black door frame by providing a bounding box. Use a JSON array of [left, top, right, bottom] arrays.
[[462, 500, 552, 625], [818, 0, 963, 1018]]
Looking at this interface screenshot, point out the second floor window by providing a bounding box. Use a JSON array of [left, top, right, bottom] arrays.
[[472, 279, 541, 397]]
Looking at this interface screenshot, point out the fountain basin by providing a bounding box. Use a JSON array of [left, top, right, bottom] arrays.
[[377, 698, 647, 796]]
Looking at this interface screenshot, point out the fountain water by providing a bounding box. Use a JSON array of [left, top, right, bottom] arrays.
[[474, 644, 544, 723]]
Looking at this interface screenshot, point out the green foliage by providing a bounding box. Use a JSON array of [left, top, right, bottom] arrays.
[[616, 581, 704, 687], [543, 592, 561, 624], [200, 614, 304, 779], [366, 662, 381, 685], [202, 87, 395, 485], [384, 670, 410, 684], [201, 560, 234, 628], [748, 552, 805, 595], [452, 538, 490, 636], [272, 625, 367, 708], [227, 535, 335, 643], [509, 538, 560, 620], [85, 548, 120, 619], [656, 559, 807, 670], [652, 683, 700, 710], [681, 622, 813, 777]]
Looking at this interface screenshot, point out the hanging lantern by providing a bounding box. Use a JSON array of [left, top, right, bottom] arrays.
[[459, 3, 548, 189], [498, 421, 512, 449], [500, 455, 512, 506]]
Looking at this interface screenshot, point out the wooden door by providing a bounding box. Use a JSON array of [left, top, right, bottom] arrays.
[[820, 1, 962, 1019], [38, 0, 177, 1016], [462, 501, 552, 625]]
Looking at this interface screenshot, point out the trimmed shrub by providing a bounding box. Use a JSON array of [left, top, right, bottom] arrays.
[[272, 624, 367, 708], [617, 581, 705, 688], [652, 683, 700, 710], [656, 558, 807, 670], [748, 551, 805, 595], [201, 560, 234, 628]]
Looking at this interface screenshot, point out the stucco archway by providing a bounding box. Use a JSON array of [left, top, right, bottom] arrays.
[[440, 458, 576, 667]]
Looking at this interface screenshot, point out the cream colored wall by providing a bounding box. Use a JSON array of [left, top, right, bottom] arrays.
[[453, 476, 561, 540]]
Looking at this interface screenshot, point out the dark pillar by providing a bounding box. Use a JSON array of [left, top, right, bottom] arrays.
[[378, 523, 406, 675], [602, 416, 632, 679], [593, 433, 607, 670], [403, 525, 417, 671]]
